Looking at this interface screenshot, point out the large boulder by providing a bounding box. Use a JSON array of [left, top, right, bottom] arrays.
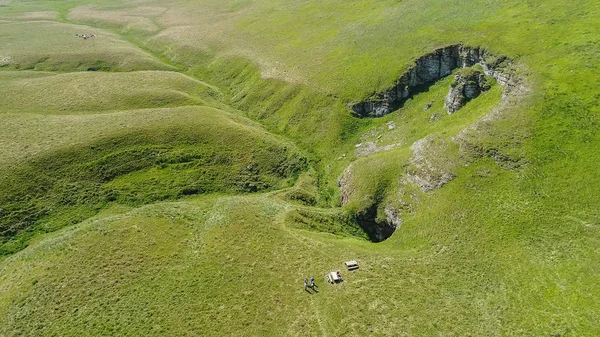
[[444, 68, 491, 114]]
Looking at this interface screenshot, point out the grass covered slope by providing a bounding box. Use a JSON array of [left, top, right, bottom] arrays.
[[0, 20, 169, 71], [0, 71, 222, 114], [0, 0, 599, 335], [1, 190, 598, 336], [0, 196, 340, 336], [0, 106, 306, 254]]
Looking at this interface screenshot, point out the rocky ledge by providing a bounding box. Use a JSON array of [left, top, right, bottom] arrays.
[[444, 68, 491, 114], [350, 44, 516, 117]]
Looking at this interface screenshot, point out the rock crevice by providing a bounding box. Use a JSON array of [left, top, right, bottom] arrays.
[[354, 204, 397, 243], [351, 44, 516, 117]]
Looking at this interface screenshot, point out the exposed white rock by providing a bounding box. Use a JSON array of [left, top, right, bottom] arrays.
[[351, 44, 517, 118], [444, 69, 490, 114], [406, 135, 457, 192]]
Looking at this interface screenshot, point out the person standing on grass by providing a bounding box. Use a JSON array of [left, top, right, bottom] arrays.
[[310, 277, 316, 290], [304, 278, 309, 291]]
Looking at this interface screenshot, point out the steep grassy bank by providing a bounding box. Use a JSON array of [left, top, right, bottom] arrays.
[[0, 107, 307, 254]]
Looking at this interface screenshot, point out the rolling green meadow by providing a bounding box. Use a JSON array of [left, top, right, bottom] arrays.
[[0, 0, 599, 335]]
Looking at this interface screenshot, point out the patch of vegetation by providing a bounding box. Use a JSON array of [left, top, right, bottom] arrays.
[[284, 207, 369, 240], [283, 188, 317, 206], [451, 65, 490, 86]]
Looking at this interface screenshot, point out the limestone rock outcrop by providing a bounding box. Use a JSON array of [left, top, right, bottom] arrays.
[[337, 164, 354, 206], [351, 44, 515, 117], [406, 135, 457, 192], [444, 69, 490, 114]]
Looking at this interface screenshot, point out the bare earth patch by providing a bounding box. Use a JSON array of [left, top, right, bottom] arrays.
[[0, 55, 11, 66]]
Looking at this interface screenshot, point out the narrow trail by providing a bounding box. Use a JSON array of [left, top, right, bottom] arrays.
[[273, 203, 331, 336], [310, 296, 328, 337], [274, 203, 336, 262]]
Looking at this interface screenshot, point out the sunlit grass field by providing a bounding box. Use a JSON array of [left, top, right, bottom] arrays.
[[0, 70, 223, 113], [0, 0, 598, 335]]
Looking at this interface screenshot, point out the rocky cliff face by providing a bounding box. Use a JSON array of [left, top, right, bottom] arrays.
[[351, 44, 515, 117], [337, 164, 354, 206], [444, 69, 491, 114]]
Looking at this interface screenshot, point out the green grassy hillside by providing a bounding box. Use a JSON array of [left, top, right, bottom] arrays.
[[0, 0, 598, 335], [0, 71, 222, 113], [0, 20, 169, 71], [0, 106, 307, 254]]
